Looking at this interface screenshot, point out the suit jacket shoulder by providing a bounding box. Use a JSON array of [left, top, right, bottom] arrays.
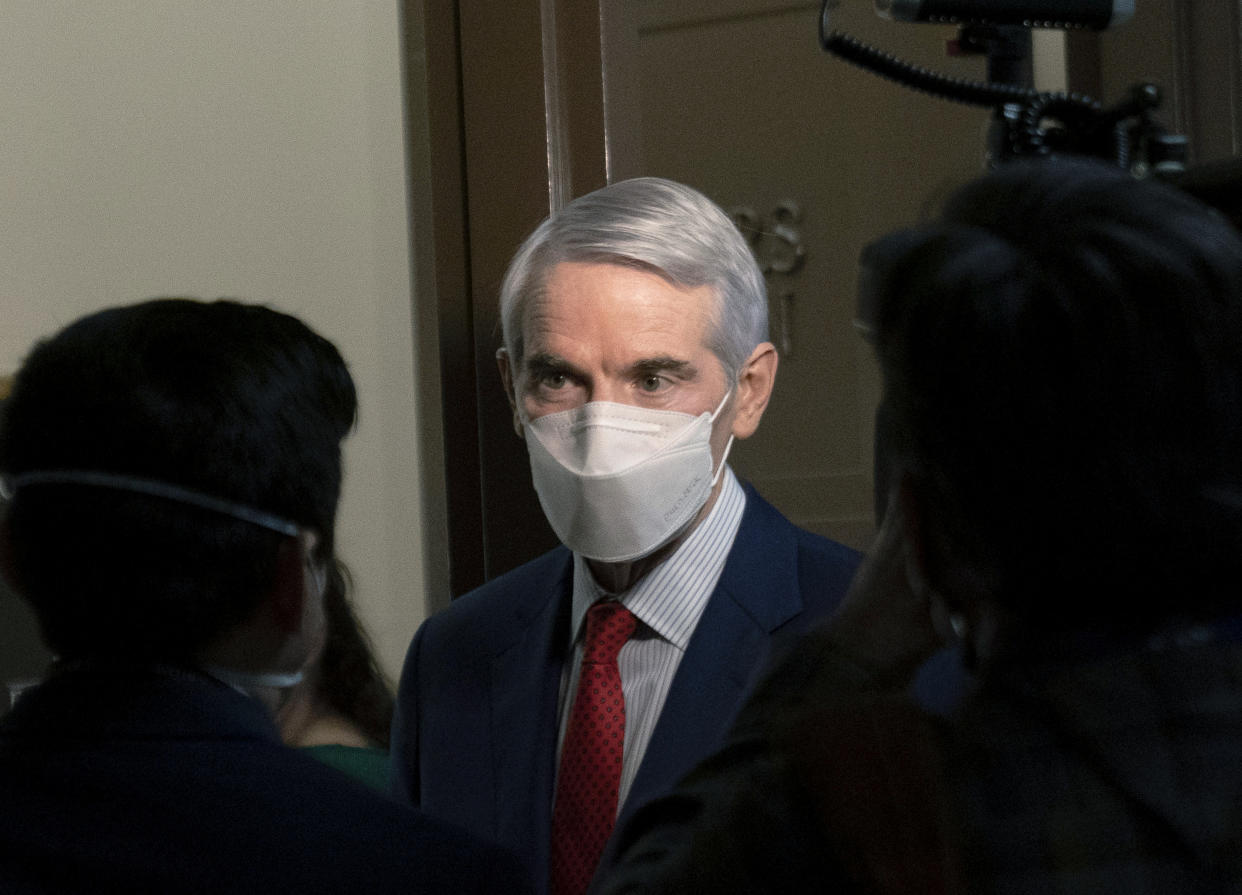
[[0, 667, 529, 895], [392, 484, 862, 893], [418, 546, 574, 651], [391, 545, 575, 884]]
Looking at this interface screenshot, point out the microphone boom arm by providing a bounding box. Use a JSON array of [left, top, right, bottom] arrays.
[[818, 0, 1185, 169]]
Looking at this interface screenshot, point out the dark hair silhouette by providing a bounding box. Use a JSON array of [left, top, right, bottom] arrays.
[[867, 159, 1242, 632], [0, 298, 357, 661], [315, 562, 394, 748]]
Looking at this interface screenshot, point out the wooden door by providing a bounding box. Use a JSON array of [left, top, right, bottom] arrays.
[[409, 0, 1242, 593], [630, 1, 991, 547]]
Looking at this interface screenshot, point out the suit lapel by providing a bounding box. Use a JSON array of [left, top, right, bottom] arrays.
[[490, 554, 573, 895], [617, 488, 804, 829]]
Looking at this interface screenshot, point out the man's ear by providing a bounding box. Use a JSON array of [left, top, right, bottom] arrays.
[[730, 341, 778, 440], [496, 348, 523, 437]]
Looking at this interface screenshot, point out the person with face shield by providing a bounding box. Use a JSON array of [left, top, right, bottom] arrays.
[[390, 178, 870, 895], [0, 298, 529, 894]]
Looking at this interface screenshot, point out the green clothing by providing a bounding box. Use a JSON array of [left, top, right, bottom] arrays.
[[302, 744, 390, 794]]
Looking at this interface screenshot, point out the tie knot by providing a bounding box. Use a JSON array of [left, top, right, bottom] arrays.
[[582, 601, 635, 665]]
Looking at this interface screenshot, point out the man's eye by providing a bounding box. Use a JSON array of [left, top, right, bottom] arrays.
[[540, 372, 568, 389], [638, 375, 666, 393]]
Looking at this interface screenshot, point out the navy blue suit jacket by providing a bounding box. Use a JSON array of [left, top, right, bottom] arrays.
[[0, 664, 530, 894], [391, 485, 862, 893]]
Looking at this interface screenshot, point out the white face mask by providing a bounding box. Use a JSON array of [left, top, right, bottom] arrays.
[[523, 389, 735, 563]]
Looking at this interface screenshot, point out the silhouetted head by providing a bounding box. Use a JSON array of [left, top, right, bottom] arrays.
[[0, 298, 357, 662], [865, 159, 1242, 636]]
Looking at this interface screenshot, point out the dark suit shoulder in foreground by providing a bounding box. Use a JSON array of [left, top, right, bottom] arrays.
[[0, 665, 531, 895]]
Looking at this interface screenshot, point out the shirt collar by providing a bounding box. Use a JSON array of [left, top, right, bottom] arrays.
[[569, 467, 747, 651]]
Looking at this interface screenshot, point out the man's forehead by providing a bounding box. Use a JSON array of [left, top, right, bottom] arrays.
[[519, 312, 710, 370], [521, 260, 716, 336]]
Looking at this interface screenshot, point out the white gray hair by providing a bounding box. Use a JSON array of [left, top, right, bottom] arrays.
[[499, 177, 768, 382]]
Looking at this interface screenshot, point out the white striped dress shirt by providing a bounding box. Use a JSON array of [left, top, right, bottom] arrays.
[[555, 467, 747, 813]]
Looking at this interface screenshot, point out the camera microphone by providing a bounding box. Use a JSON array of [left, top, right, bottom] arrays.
[[876, 0, 1133, 29]]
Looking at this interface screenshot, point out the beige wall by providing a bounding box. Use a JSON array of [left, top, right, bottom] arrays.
[[0, 1, 428, 680]]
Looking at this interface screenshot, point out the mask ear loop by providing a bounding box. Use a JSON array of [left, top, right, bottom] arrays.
[[708, 385, 734, 422], [708, 386, 737, 487], [2, 470, 300, 536], [711, 436, 736, 487], [203, 664, 305, 692]]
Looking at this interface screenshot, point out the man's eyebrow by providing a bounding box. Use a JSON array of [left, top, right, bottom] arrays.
[[628, 356, 695, 378], [524, 353, 581, 378]]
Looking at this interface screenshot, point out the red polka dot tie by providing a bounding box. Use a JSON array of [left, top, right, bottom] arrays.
[[550, 600, 637, 895]]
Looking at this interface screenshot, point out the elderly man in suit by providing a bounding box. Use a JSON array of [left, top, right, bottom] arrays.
[[391, 178, 863, 894]]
